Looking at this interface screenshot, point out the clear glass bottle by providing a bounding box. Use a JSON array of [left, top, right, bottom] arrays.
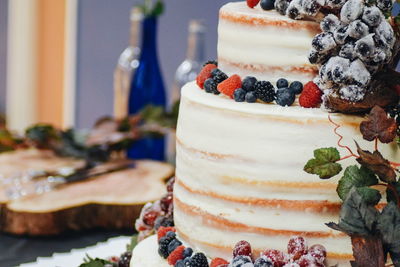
[[113, 7, 142, 120]]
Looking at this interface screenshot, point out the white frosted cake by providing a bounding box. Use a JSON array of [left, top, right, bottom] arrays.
[[131, 1, 399, 267]]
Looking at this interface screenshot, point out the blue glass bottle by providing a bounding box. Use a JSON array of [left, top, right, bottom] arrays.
[[128, 16, 166, 160]]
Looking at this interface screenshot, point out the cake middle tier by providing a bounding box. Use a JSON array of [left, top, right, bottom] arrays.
[[218, 2, 320, 83], [174, 82, 400, 266]]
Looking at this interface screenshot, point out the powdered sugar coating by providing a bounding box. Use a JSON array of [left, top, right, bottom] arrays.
[[340, 0, 364, 24], [339, 84, 366, 102], [347, 20, 369, 39], [362, 6, 382, 27], [348, 59, 371, 86], [320, 14, 341, 32]]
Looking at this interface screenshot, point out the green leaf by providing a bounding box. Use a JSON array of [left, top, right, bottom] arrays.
[[337, 165, 379, 201], [331, 188, 379, 236], [79, 254, 114, 267], [356, 187, 381, 206], [387, 182, 400, 205], [304, 147, 342, 179], [150, 0, 164, 17], [126, 234, 138, 252], [377, 202, 400, 267]]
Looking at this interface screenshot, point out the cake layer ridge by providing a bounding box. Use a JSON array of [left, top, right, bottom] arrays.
[[217, 2, 320, 83], [174, 82, 400, 266]]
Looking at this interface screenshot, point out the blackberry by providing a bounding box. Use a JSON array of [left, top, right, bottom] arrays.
[[340, 0, 364, 24], [333, 25, 349, 45], [158, 235, 175, 258], [234, 88, 246, 102], [339, 42, 357, 61], [276, 78, 289, 89], [188, 252, 209, 267], [347, 20, 369, 39], [203, 60, 217, 67], [276, 88, 296, 107], [376, 0, 392, 12], [274, 0, 290, 15], [255, 81, 276, 103], [339, 85, 366, 102], [168, 239, 183, 254], [302, 0, 321, 16], [183, 247, 193, 258], [211, 69, 228, 84], [289, 81, 303, 94], [118, 251, 132, 267], [245, 91, 257, 103], [312, 32, 336, 53], [154, 215, 174, 230], [242, 76, 258, 92], [362, 6, 381, 27], [308, 49, 329, 65], [254, 256, 273, 267], [261, 0, 275, 10], [204, 78, 217, 94], [231, 255, 253, 267], [355, 34, 375, 61], [320, 14, 340, 33], [287, 0, 302, 20]]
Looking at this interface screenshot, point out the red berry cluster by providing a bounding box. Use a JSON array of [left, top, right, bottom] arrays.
[[135, 177, 175, 240]]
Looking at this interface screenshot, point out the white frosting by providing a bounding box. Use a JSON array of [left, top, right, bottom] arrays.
[[130, 235, 169, 267]]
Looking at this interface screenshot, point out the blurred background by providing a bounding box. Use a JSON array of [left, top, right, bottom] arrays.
[[0, 0, 235, 131]]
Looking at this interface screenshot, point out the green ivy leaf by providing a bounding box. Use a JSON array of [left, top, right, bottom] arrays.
[[356, 187, 381, 206], [327, 188, 379, 236], [150, 0, 164, 17], [304, 147, 342, 179], [377, 202, 400, 267], [337, 165, 379, 201]]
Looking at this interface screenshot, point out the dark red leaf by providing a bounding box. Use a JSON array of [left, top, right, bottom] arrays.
[[360, 106, 397, 144]]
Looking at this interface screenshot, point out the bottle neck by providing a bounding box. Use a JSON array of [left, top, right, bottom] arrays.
[[141, 17, 158, 52], [186, 29, 205, 62]]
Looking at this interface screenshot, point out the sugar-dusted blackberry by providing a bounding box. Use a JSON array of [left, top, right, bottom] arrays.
[[308, 49, 329, 65], [231, 255, 253, 267], [376, 0, 392, 12], [159, 235, 175, 258], [347, 20, 369, 39], [325, 0, 346, 9], [287, 0, 303, 20], [234, 88, 246, 102], [118, 251, 132, 267], [275, 0, 290, 15], [289, 81, 303, 94], [301, 0, 321, 16], [311, 32, 336, 53], [154, 215, 174, 230], [168, 239, 183, 254], [183, 247, 193, 258], [211, 68, 228, 84], [245, 91, 257, 103], [242, 76, 258, 92], [320, 14, 340, 33], [203, 60, 218, 67], [254, 256, 273, 267], [276, 78, 289, 89], [188, 252, 209, 267], [255, 81, 276, 103], [261, 0, 275, 10], [276, 88, 296, 107], [375, 19, 395, 47], [333, 25, 349, 45], [362, 6, 382, 27], [340, 0, 364, 24], [339, 84, 366, 102], [328, 57, 351, 85], [204, 78, 217, 94], [348, 59, 371, 86], [339, 42, 357, 61], [355, 34, 376, 62]]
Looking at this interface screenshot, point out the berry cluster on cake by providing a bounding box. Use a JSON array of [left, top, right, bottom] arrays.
[[128, 0, 400, 267]]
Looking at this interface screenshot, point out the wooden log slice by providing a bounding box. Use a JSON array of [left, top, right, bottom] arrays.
[[0, 150, 173, 235]]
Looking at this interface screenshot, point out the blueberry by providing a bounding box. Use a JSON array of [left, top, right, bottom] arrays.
[[165, 231, 176, 239], [174, 259, 184, 267], [276, 78, 289, 89], [276, 88, 295, 107], [234, 88, 246, 102], [245, 91, 257, 103], [183, 247, 193, 258], [231, 255, 253, 267], [167, 239, 182, 254], [254, 256, 273, 267], [204, 78, 217, 94], [242, 76, 257, 92], [261, 0, 275, 10], [289, 81, 303, 94]]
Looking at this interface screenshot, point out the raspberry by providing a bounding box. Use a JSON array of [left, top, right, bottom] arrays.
[[217, 74, 242, 99], [157, 226, 176, 241], [167, 245, 185, 265], [263, 249, 287, 267], [298, 82, 322, 108], [210, 257, 229, 267], [296, 255, 322, 267], [287, 236, 308, 261], [247, 0, 261, 8], [233, 240, 252, 258], [308, 244, 327, 264], [196, 64, 217, 89]]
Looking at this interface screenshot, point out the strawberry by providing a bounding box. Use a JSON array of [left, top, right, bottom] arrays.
[[217, 74, 242, 98], [167, 245, 185, 265], [210, 257, 229, 267], [157, 226, 176, 241], [196, 64, 217, 89], [247, 0, 260, 8], [299, 81, 322, 108]]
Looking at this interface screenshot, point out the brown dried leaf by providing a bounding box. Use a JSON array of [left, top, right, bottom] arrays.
[[356, 142, 397, 183], [360, 106, 397, 144]]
